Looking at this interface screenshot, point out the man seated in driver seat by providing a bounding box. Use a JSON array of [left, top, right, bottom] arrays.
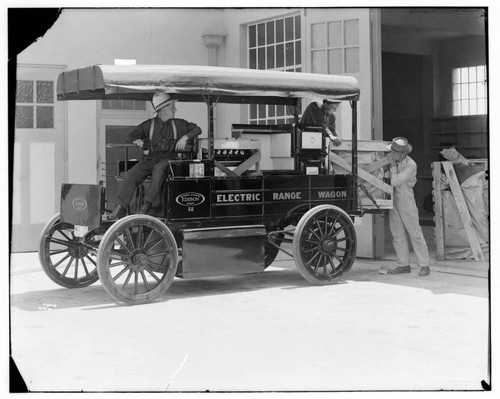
[[109, 93, 202, 219]]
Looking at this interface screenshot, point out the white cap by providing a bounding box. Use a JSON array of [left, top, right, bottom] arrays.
[[151, 93, 176, 112]]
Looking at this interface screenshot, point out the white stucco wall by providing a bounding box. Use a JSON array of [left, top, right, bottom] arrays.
[[20, 9, 226, 66]]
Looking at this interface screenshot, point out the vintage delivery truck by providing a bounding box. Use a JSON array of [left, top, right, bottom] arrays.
[[39, 64, 386, 305]]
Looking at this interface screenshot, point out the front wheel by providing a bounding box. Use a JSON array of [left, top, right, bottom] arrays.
[[293, 205, 357, 285], [97, 215, 178, 305], [39, 213, 101, 288]]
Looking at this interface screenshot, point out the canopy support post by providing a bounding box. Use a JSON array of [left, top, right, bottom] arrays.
[[292, 98, 300, 172], [207, 97, 215, 167], [351, 100, 358, 213]]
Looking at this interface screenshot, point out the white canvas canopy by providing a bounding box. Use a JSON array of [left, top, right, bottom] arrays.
[[57, 64, 360, 103]]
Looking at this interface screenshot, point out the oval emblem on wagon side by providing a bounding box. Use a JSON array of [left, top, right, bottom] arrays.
[[175, 192, 205, 207], [72, 197, 87, 211]]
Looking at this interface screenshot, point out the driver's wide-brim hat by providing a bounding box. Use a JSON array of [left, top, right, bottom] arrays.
[[387, 137, 413, 153], [151, 93, 176, 112]]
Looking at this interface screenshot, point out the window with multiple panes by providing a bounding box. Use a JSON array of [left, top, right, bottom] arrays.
[[247, 15, 302, 125], [101, 99, 147, 111], [452, 65, 487, 116], [310, 19, 359, 75], [15, 80, 54, 128]]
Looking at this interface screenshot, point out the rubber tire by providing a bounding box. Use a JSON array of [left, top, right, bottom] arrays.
[[293, 205, 357, 285]]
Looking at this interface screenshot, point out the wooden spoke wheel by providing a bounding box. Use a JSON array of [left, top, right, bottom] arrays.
[[97, 215, 178, 305], [39, 213, 102, 288], [293, 205, 357, 285]]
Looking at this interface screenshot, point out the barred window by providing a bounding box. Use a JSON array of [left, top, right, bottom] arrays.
[[102, 99, 147, 111], [452, 66, 487, 116], [248, 15, 302, 125], [15, 80, 54, 128], [311, 19, 359, 75]]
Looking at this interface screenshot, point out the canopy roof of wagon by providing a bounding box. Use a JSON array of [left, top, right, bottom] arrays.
[[56, 64, 360, 105]]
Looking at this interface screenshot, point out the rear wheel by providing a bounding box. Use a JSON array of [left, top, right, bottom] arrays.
[[293, 205, 356, 285], [97, 215, 178, 305], [39, 213, 101, 288]]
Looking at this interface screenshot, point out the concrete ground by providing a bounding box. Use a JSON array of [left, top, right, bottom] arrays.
[[383, 225, 489, 279], [9, 229, 492, 394]]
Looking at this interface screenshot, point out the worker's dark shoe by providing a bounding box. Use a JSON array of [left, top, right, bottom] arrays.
[[388, 265, 411, 274], [138, 201, 152, 215], [418, 266, 430, 277], [109, 204, 125, 220]]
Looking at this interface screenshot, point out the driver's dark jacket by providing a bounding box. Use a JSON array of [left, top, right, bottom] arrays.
[[114, 116, 202, 209], [127, 116, 201, 158]]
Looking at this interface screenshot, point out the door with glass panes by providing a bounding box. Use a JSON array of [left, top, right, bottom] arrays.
[[12, 64, 67, 252]]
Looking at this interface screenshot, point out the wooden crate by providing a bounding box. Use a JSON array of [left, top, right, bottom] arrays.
[[329, 140, 393, 211], [432, 159, 488, 261]]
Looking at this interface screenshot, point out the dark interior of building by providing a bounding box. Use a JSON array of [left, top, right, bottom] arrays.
[[380, 8, 487, 226]]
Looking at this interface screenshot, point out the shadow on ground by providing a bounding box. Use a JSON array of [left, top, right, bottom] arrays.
[[10, 268, 314, 312], [11, 259, 488, 315]]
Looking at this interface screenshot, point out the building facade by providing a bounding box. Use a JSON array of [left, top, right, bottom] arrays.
[[12, 8, 487, 254]]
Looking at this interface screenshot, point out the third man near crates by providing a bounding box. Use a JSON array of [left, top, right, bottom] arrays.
[[109, 93, 202, 220], [385, 137, 431, 277], [299, 99, 342, 147]]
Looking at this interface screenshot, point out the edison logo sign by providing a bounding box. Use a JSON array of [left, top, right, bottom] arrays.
[[176, 192, 205, 207]]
